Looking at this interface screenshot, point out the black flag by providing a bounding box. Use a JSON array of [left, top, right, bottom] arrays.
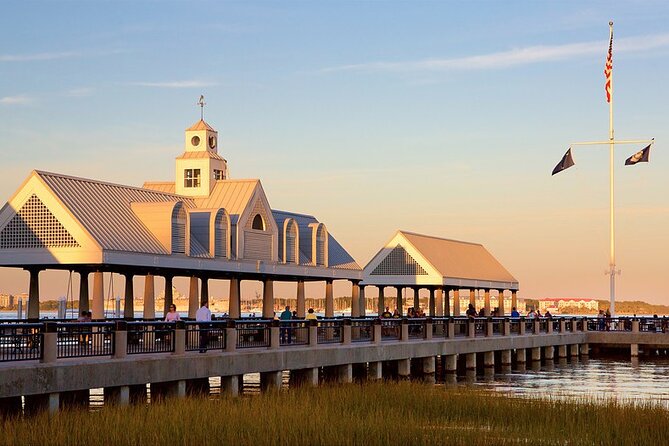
[[552, 148, 575, 175], [625, 144, 651, 165]]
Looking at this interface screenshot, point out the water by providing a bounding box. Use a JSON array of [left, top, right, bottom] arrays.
[[448, 357, 669, 407]]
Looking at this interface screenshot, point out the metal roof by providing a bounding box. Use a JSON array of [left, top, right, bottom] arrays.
[[272, 210, 361, 271], [400, 231, 517, 284], [37, 170, 192, 254], [195, 180, 259, 217], [186, 119, 216, 131], [176, 151, 226, 161]]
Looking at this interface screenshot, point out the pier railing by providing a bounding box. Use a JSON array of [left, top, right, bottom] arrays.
[[56, 322, 115, 358], [2, 316, 665, 363]]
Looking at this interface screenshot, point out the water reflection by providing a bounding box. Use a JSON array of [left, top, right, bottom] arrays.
[[457, 358, 669, 407]]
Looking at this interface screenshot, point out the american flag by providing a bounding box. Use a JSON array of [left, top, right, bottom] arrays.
[[604, 29, 613, 103]]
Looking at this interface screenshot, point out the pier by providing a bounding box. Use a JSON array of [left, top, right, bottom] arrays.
[[1, 315, 664, 416]]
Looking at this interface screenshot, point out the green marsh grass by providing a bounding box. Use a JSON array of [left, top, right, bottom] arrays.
[[2, 381, 668, 445]]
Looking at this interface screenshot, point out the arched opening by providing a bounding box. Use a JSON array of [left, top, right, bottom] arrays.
[[316, 224, 327, 266], [214, 209, 229, 258], [285, 219, 298, 264], [252, 214, 265, 231], [171, 202, 186, 254]]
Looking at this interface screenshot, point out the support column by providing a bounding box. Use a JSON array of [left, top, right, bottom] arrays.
[[436, 288, 445, 317], [484, 289, 491, 315], [444, 354, 457, 373], [104, 386, 130, 405], [296, 280, 305, 318], [28, 268, 41, 319], [516, 349, 526, 364], [469, 289, 476, 306], [263, 279, 274, 319], [377, 286, 385, 316], [221, 375, 241, 396], [631, 344, 639, 358], [351, 281, 360, 318], [413, 287, 420, 312], [359, 285, 366, 317], [124, 273, 134, 319], [428, 287, 436, 317], [201, 277, 209, 306], [501, 350, 512, 366], [143, 274, 155, 319], [397, 358, 411, 379], [453, 289, 461, 316], [338, 364, 353, 383], [163, 275, 173, 317], [92, 271, 104, 320], [531, 347, 541, 362], [465, 353, 477, 370], [325, 280, 334, 317], [558, 345, 567, 358], [511, 291, 518, 313], [395, 286, 403, 315], [484, 351, 494, 368], [260, 371, 282, 391], [570, 344, 579, 358], [229, 278, 241, 319], [78, 270, 89, 313], [544, 346, 554, 361], [188, 276, 199, 319], [498, 290, 505, 316]]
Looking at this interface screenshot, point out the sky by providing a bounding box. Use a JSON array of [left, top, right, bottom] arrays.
[[1, 0, 668, 305]]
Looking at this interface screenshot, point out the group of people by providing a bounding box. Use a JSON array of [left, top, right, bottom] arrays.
[[379, 306, 426, 318]]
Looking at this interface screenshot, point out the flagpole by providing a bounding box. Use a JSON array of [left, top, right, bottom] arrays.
[[608, 21, 616, 317]]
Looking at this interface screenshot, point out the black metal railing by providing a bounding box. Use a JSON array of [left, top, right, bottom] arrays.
[[236, 321, 271, 349], [380, 319, 401, 340], [539, 318, 549, 333], [407, 319, 426, 339], [279, 321, 310, 346], [431, 318, 448, 338], [453, 318, 469, 337], [127, 322, 175, 354], [351, 319, 374, 342], [491, 318, 504, 335], [474, 318, 487, 336], [56, 322, 115, 358], [509, 318, 522, 335], [0, 323, 42, 362], [185, 321, 226, 351], [317, 320, 343, 344]]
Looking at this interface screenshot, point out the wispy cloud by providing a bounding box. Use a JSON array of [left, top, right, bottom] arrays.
[[63, 87, 94, 97], [0, 51, 80, 62], [0, 95, 33, 105], [127, 80, 219, 88], [320, 33, 669, 73]]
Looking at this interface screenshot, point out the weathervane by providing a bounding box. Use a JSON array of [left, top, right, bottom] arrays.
[[197, 95, 206, 120]]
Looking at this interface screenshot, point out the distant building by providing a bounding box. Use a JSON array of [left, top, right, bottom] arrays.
[[0, 293, 13, 307], [538, 298, 598, 314]]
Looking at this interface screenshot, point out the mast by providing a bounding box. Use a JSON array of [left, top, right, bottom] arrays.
[[608, 21, 616, 316]]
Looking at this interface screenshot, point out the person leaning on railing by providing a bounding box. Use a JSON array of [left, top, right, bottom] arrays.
[[196, 302, 212, 353], [305, 308, 317, 320]]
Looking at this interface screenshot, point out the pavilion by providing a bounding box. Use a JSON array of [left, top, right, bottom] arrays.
[[361, 231, 519, 316], [0, 117, 361, 319]]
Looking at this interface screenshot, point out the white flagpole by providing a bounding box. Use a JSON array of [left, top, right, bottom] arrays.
[[608, 21, 616, 317]]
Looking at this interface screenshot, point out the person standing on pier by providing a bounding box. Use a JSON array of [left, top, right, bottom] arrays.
[[280, 305, 293, 344], [196, 302, 211, 353]]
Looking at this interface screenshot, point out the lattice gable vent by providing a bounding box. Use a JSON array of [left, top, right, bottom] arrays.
[[370, 244, 427, 276], [0, 194, 80, 249]]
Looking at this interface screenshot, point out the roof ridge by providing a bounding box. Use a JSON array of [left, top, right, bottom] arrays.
[[399, 230, 483, 247], [272, 209, 316, 219], [35, 170, 189, 200]]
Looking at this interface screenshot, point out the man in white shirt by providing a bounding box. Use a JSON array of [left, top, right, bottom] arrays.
[[196, 302, 212, 353]]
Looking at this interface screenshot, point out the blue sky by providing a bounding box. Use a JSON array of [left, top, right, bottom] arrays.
[[1, 1, 668, 304]]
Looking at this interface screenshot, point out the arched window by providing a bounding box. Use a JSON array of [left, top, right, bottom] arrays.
[[252, 214, 265, 231], [214, 209, 229, 258], [171, 203, 186, 254], [316, 224, 327, 266], [285, 219, 298, 264]]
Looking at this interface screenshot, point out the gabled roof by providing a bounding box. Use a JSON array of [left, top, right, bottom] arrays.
[[400, 231, 517, 284], [272, 210, 361, 270], [195, 179, 259, 217], [37, 171, 193, 254], [186, 119, 216, 131]]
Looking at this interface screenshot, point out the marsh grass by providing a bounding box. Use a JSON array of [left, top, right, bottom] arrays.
[[2, 382, 668, 445]]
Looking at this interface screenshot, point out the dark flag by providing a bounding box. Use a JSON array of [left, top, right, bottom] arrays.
[[624, 144, 651, 166], [552, 148, 575, 175]]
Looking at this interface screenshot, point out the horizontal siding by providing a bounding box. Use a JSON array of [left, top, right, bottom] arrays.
[[243, 230, 272, 261]]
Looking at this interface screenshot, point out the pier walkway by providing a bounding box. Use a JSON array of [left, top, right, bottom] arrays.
[[0, 316, 665, 415]]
